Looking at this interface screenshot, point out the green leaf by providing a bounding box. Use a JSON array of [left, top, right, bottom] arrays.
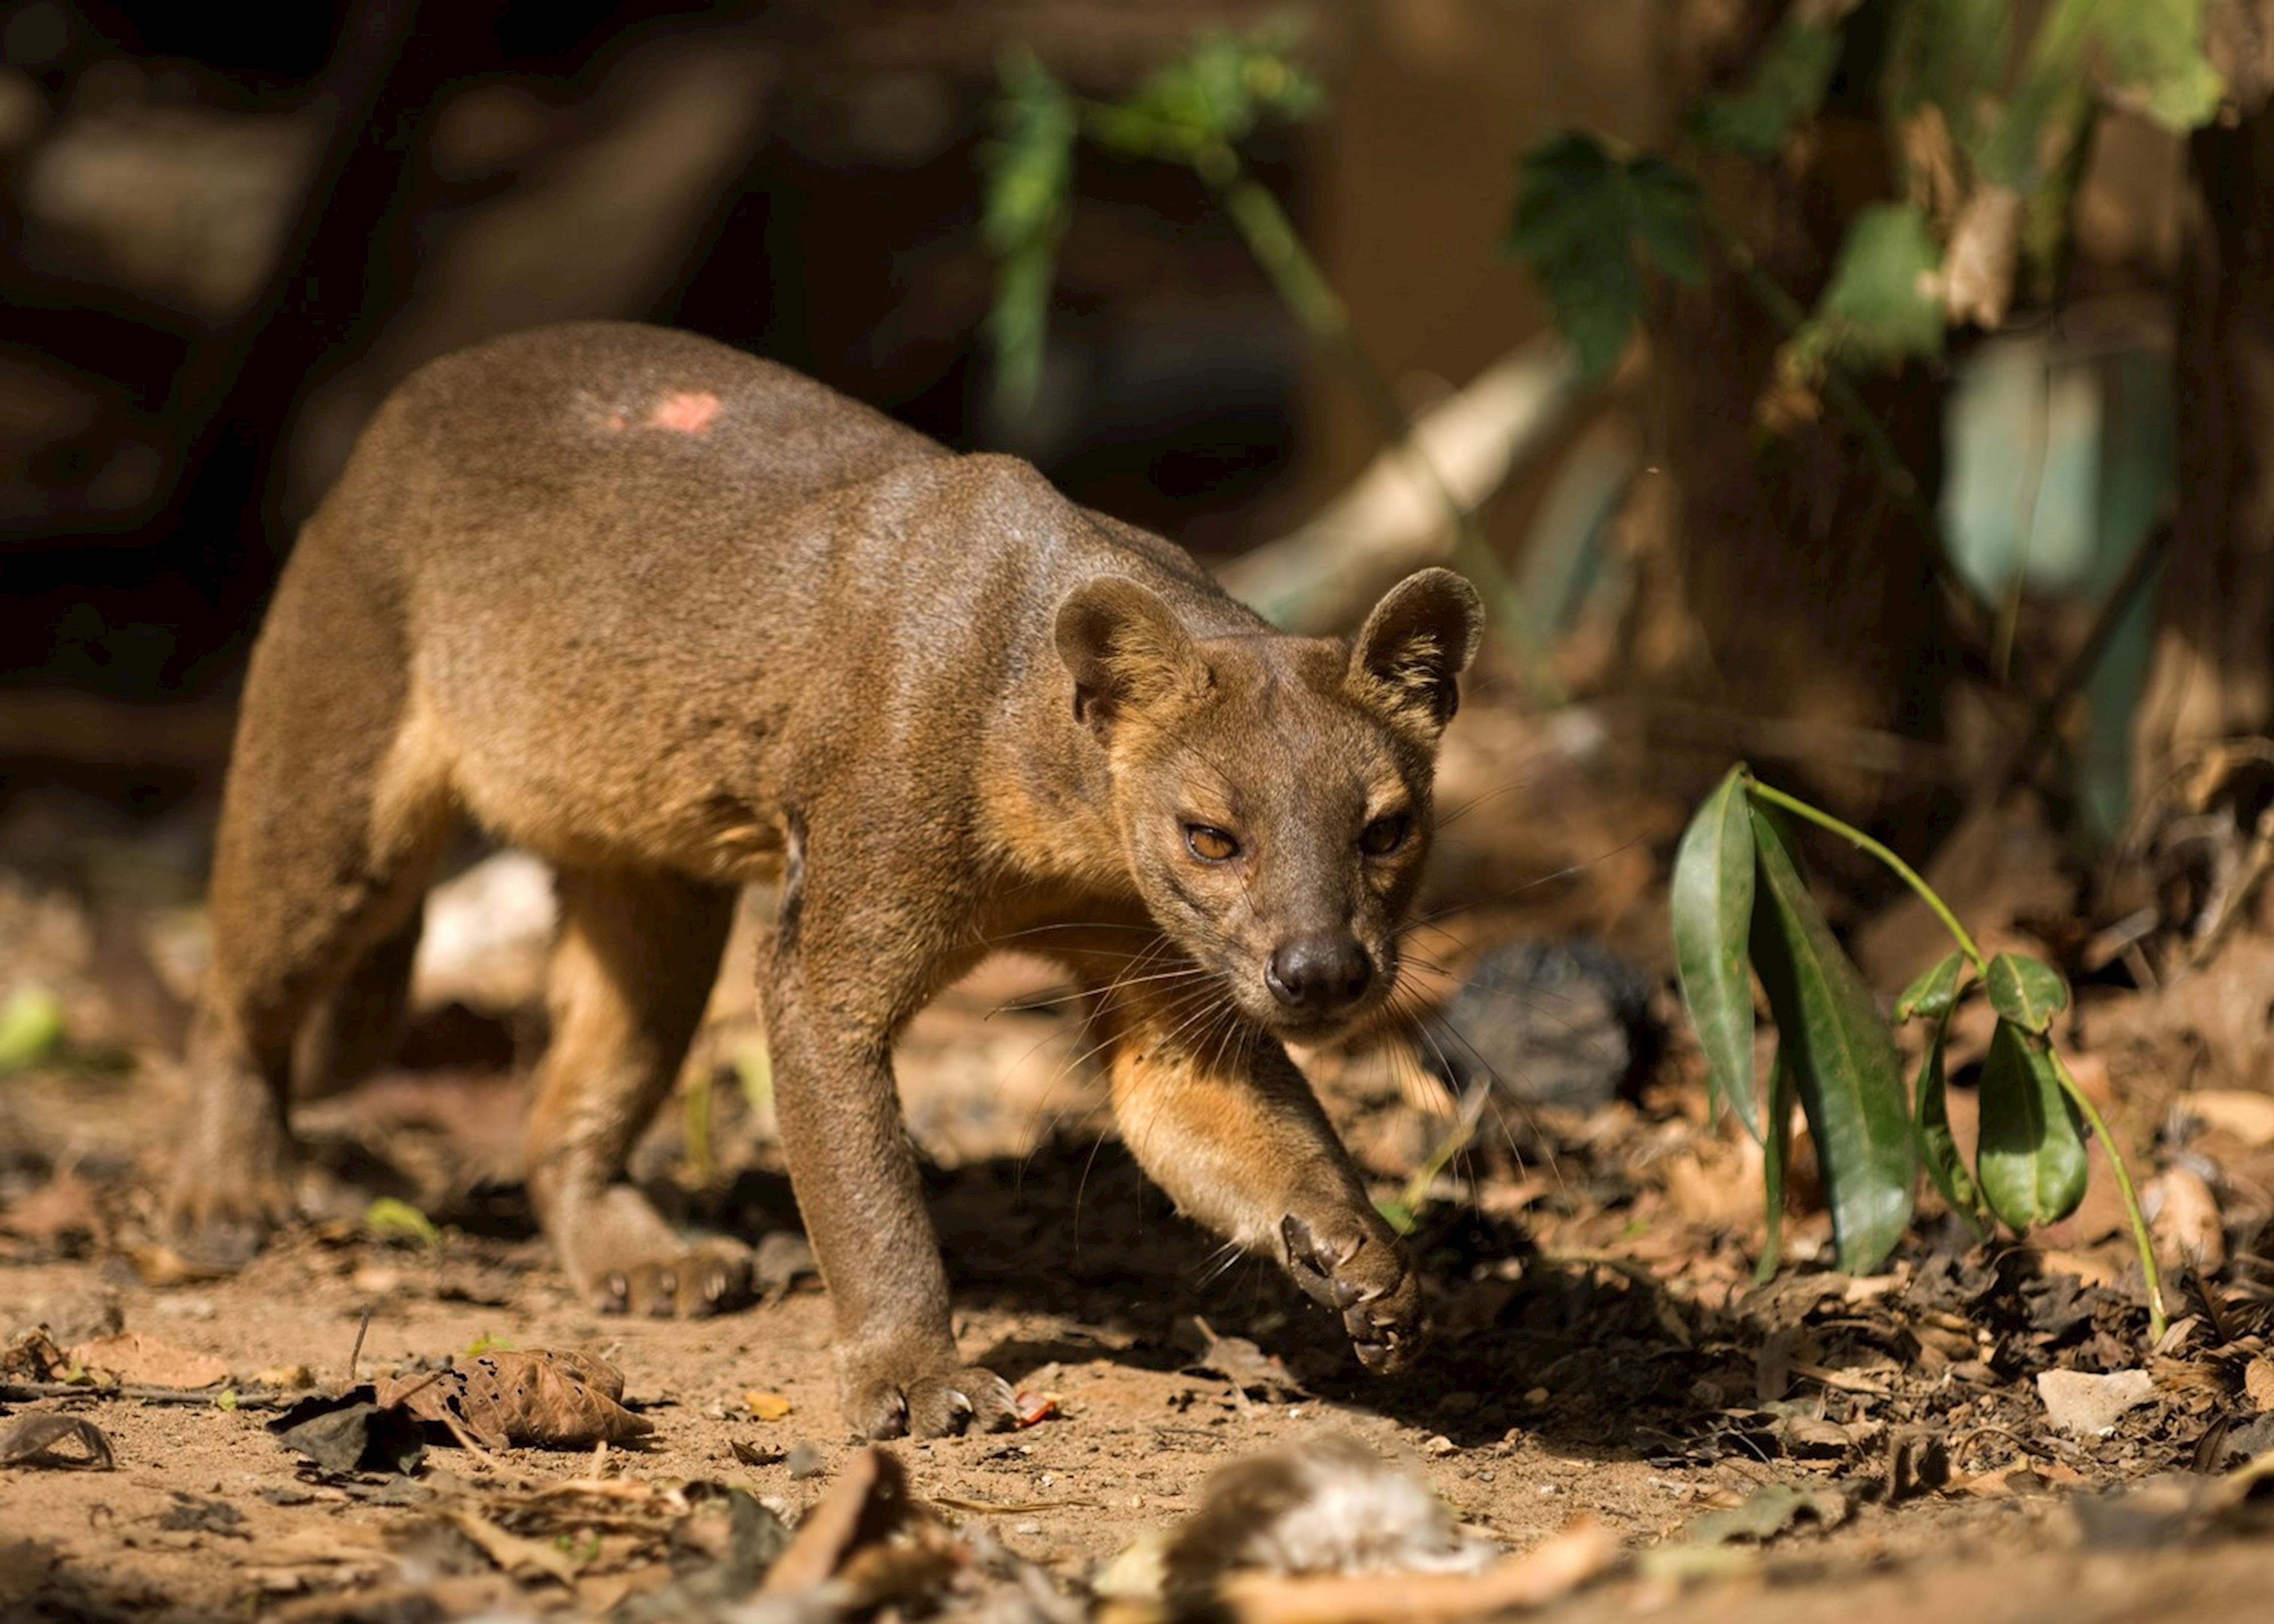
[[1975, 1018, 2088, 1229], [1883, 0, 2013, 150], [1672, 767, 1759, 1141], [1799, 204, 1946, 370], [1505, 131, 1704, 381], [980, 49, 1077, 414], [2094, 0, 2224, 131], [1746, 806, 1916, 1274], [1118, 19, 1325, 148], [1687, 15, 1845, 160], [1756, 1050, 1797, 1286], [364, 1196, 441, 1248], [1983, 952, 2068, 1035], [1913, 1012, 1988, 1237], [1737, 805, 1919, 1274], [1894, 951, 1966, 1022], [1625, 156, 1708, 285], [0, 984, 64, 1074]]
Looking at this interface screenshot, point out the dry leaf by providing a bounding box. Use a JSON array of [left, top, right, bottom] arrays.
[[122, 1244, 227, 1287], [1, 1328, 67, 1381], [2178, 1089, 2274, 1147], [744, 1391, 792, 1421], [1941, 184, 2022, 328], [0, 1412, 114, 1470], [444, 1505, 581, 1585], [67, 1332, 229, 1389], [760, 1446, 919, 1597], [2148, 1166, 2225, 1270], [2244, 1358, 2274, 1414], [377, 1349, 650, 1449]]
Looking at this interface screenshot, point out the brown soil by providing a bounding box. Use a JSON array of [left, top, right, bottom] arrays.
[[5, 712, 2274, 1620]]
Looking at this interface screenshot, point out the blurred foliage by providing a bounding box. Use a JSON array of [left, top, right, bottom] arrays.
[[0, 985, 64, 1075], [1508, 0, 2224, 400], [1502, 134, 1704, 381], [979, 17, 1323, 414], [979, 50, 1077, 415]]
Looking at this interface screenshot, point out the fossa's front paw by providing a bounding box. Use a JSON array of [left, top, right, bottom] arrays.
[[1281, 1212, 1427, 1373], [166, 1118, 300, 1269], [164, 1168, 296, 1269], [838, 1345, 1019, 1440], [554, 1187, 754, 1317]]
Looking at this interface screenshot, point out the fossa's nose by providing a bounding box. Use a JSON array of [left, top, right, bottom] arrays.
[[1265, 935, 1372, 1013]]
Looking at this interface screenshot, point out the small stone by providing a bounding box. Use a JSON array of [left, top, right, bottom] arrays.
[[786, 1440, 826, 1478], [2037, 1368, 2157, 1436], [1424, 1434, 1458, 1457]]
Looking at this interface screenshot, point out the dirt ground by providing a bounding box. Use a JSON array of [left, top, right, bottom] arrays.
[[7, 707, 2274, 1620]]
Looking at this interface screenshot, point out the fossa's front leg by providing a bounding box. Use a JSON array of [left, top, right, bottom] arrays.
[[1098, 974, 1424, 1371], [763, 868, 1017, 1438]]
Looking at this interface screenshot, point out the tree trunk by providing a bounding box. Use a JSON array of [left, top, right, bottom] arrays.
[[2131, 5, 2274, 804], [1618, 2, 1959, 853]]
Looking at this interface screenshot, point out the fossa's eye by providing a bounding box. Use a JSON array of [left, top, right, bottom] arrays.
[[1185, 824, 1240, 863], [1359, 812, 1411, 857]]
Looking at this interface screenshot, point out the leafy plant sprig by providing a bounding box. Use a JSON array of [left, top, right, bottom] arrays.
[[979, 21, 1554, 696], [1673, 765, 2166, 1340]]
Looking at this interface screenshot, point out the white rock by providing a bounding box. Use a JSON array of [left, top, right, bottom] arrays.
[[2036, 1368, 2156, 1436]]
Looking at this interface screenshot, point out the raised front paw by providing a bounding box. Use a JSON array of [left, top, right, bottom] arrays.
[[1281, 1211, 1426, 1373], [554, 1187, 754, 1318], [838, 1345, 1019, 1440]]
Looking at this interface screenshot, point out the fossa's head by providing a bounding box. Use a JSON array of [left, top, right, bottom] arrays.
[[1055, 569, 1483, 1042]]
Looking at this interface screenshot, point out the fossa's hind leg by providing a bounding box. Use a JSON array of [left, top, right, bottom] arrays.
[[293, 909, 423, 1098], [525, 864, 750, 1317], [170, 533, 451, 1254]]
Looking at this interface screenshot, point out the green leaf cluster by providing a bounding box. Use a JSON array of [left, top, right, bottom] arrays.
[[979, 48, 1076, 414], [1685, 14, 1846, 162], [1785, 202, 1945, 381], [1509, 1, 2223, 397], [1094, 17, 1323, 159], [1503, 131, 1705, 380], [1671, 768, 2106, 1277], [978, 21, 1322, 415]]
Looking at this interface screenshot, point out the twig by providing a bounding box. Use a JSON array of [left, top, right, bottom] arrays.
[[0, 1381, 292, 1409], [348, 1306, 373, 1385], [1994, 515, 2173, 798]]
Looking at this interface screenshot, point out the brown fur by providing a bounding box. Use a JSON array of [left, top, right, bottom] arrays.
[[170, 322, 1483, 1440]]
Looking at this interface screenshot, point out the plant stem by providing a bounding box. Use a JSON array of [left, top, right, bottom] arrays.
[[1394, 1075, 1491, 1227], [2046, 1046, 2167, 1343], [1742, 775, 1987, 969]]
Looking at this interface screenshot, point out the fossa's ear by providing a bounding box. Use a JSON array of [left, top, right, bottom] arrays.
[[1055, 577, 1209, 741], [1346, 568, 1484, 736]]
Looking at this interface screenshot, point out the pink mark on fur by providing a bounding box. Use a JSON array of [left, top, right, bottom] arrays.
[[606, 412, 627, 432], [647, 389, 722, 435]]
